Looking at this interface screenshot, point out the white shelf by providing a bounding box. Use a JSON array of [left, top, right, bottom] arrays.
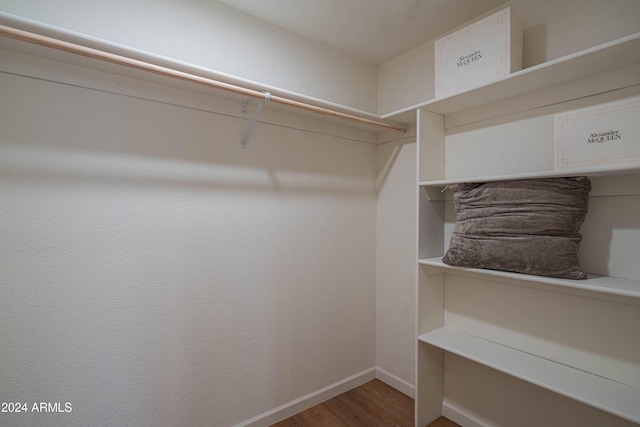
[[420, 257, 640, 300], [419, 327, 640, 424], [384, 32, 640, 123], [420, 163, 640, 187], [0, 12, 403, 135]]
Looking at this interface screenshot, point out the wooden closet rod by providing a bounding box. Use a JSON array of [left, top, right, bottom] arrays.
[[0, 24, 406, 133]]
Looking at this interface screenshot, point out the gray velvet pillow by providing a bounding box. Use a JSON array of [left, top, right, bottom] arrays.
[[442, 177, 591, 279]]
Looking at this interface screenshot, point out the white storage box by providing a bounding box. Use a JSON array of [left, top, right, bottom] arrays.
[[555, 96, 640, 169], [435, 7, 522, 99]]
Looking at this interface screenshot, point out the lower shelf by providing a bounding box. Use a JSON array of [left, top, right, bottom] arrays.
[[419, 327, 640, 424], [419, 257, 640, 301]]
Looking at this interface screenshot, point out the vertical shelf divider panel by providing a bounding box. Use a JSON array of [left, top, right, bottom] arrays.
[[419, 109, 446, 182], [415, 108, 447, 426]]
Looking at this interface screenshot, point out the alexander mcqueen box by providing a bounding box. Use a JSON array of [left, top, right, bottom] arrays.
[[555, 96, 640, 169], [435, 7, 522, 99]]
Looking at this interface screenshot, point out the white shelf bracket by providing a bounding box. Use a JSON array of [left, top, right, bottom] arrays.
[[241, 91, 271, 150]]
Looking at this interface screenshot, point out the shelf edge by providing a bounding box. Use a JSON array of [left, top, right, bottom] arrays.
[[419, 257, 640, 300], [419, 164, 640, 187]]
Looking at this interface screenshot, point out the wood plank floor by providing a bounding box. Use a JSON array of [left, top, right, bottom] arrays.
[[271, 379, 460, 427]]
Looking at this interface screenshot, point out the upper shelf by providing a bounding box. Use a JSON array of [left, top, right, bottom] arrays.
[[420, 163, 640, 187], [0, 13, 405, 135], [383, 32, 640, 123]]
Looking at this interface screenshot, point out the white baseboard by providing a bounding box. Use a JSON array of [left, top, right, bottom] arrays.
[[443, 398, 488, 427], [233, 367, 377, 427], [375, 367, 415, 398]]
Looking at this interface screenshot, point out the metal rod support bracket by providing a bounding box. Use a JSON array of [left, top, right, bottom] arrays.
[[241, 91, 271, 150]]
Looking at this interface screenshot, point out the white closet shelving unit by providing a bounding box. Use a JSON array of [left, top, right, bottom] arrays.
[[386, 33, 640, 427]]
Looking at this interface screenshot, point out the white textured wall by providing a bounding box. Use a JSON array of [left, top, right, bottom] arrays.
[[0, 0, 378, 112], [0, 50, 376, 426], [378, 0, 640, 115]]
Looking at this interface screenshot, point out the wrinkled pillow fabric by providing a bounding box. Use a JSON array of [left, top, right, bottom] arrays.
[[442, 177, 591, 279]]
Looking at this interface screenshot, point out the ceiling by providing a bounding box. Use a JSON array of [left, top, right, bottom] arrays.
[[217, 0, 509, 64]]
